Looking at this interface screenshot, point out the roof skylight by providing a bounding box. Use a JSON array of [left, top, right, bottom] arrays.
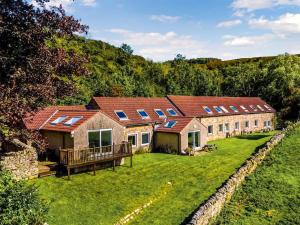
[[203, 106, 213, 114], [264, 105, 272, 111], [249, 105, 258, 112], [257, 105, 264, 111], [115, 110, 128, 120], [164, 120, 177, 128], [51, 116, 67, 125], [229, 106, 238, 113], [154, 109, 166, 118], [137, 109, 150, 119], [220, 106, 229, 113], [240, 105, 249, 112], [213, 106, 223, 113], [167, 108, 177, 116], [64, 116, 83, 126]]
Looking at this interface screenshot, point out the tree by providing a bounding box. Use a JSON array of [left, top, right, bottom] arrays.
[[0, 0, 89, 149], [120, 43, 134, 55]]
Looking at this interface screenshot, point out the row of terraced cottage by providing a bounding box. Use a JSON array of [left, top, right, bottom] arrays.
[[25, 95, 275, 157], [25, 96, 275, 157]]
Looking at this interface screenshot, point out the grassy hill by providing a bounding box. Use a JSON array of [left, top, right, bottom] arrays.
[[213, 126, 300, 225]]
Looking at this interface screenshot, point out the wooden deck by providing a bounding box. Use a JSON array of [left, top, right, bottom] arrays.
[[59, 142, 133, 179]]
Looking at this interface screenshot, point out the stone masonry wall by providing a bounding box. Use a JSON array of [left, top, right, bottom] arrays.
[[0, 140, 38, 180], [186, 122, 299, 225]]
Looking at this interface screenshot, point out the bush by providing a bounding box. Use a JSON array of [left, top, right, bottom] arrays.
[[135, 146, 151, 154], [155, 144, 178, 154], [0, 170, 48, 225]]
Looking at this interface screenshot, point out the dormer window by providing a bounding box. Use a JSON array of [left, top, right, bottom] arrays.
[[240, 105, 249, 112], [137, 109, 150, 119], [167, 108, 177, 116], [203, 106, 213, 114], [154, 109, 166, 118], [64, 116, 83, 126], [115, 110, 128, 120], [229, 106, 238, 113], [51, 116, 67, 125], [164, 120, 177, 128], [213, 106, 223, 113], [220, 106, 229, 113]]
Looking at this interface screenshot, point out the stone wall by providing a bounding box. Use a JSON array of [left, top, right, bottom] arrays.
[[186, 122, 299, 225], [0, 140, 38, 180]]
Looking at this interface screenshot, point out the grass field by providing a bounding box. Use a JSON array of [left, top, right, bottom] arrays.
[[34, 131, 276, 225], [213, 126, 300, 225]]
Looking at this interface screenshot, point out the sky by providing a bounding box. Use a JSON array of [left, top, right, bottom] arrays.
[[35, 0, 300, 61]]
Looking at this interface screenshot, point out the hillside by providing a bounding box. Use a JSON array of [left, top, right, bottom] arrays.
[[57, 36, 300, 121], [213, 125, 300, 225]]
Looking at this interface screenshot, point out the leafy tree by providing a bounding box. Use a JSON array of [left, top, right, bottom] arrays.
[[0, 0, 88, 149], [120, 43, 134, 55]]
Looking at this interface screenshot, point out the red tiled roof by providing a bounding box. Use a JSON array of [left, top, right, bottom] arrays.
[[24, 105, 87, 130], [167, 95, 275, 117], [91, 97, 182, 126], [41, 109, 98, 132], [155, 117, 194, 133]]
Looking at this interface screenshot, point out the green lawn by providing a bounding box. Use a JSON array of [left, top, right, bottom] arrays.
[[34, 131, 276, 225], [213, 126, 300, 225]]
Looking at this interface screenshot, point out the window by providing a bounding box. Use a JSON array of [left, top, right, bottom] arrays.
[[208, 125, 213, 135], [264, 121, 268, 127], [88, 131, 100, 148], [213, 106, 223, 113], [137, 109, 150, 119], [220, 106, 229, 113], [88, 129, 112, 148], [64, 116, 83, 126], [225, 123, 229, 132], [235, 122, 239, 130], [254, 120, 258, 127], [240, 105, 249, 112], [115, 110, 128, 120], [245, 121, 249, 128], [266, 121, 271, 127], [141, 132, 150, 145], [257, 105, 265, 111], [167, 108, 177, 116], [164, 120, 177, 128], [154, 109, 166, 118], [203, 106, 213, 114], [219, 124, 224, 132], [249, 105, 258, 112], [51, 116, 67, 125], [128, 134, 137, 147], [264, 105, 272, 111], [230, 106, 239, 113], [188, 131, 200, 149]]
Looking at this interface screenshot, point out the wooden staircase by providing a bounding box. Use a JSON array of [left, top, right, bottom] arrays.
[[38, 162, 57, 178]]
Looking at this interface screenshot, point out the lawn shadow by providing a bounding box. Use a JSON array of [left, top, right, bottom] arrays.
[[235, 134, 270, 140]]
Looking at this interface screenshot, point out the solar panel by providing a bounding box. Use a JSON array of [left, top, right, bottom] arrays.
[[164, 120, 177, 128], [167, 108, 177, 116], [64, 116, 82, 126], [115, 111, 128, 120], [203, 106, 213, 114], [51, 116, 67, 125]]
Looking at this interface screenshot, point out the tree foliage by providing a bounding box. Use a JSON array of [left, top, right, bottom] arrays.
[[0, 0, 88, 148]]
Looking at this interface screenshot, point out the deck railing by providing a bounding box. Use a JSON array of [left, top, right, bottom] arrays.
[[59, 142, 133, 179]]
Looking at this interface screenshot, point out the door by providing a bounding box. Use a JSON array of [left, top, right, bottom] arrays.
[[188, 131, 201, 149]]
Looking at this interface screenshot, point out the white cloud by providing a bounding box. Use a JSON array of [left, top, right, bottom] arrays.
[[81, 0, 96, 6], [249, 13, 300, 37], [31, 0, 96, 12], [107, 29, 205, 61], [231, 0, 300, 11], [217, 19, 242, 28], [150, 14, 181, 23], [223, 34, 274, 47]]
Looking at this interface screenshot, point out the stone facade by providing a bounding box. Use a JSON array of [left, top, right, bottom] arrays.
[[186, 123, 299, 225], [200, 112, 275, 141], [0, 140, 38, 180], [125, 125, 153, 153]]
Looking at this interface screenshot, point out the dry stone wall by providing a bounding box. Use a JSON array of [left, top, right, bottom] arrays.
[[0, 140, 38, 180], [186, 122, 299, 225]]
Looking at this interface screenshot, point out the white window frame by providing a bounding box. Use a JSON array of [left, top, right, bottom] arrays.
[[167, 108, 178, 116], [141, 132, 150, 146], [213, 106, 223, 114], [207, 125, 213, 136], [240, 105, 249, 112], [87, 129, 113, 154], [154, 109, 166, 118], [230, 106, 239, 113], [137, 109, 150, 119], [254, 119, 258, 127], [234, 122, 239, 130], [244, 121, 249, 128], [114, 110, 129, 121], [164, 120, 177, 128], [203, 106, 213, 114], [218, 124, 224, 133], [257, 105, 265, 111], [264, 105, 272, 111], [188, 130, 201, 149], [127, 133, 138, 147], [225, 123, 230, 132], [64, 116, 83, 126], [264, 121, 268, 127], [220, 106, 229, 113], [51, 116, 68, 125]]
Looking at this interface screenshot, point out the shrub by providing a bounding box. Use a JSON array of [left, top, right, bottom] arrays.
[[155, 144, 178, 154], [0, 170, 48, 225], [135, 146, 151, 154]]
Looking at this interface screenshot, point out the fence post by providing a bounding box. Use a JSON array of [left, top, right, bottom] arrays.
[[130, 143, 133, 168], [113, 143, 115, 171]]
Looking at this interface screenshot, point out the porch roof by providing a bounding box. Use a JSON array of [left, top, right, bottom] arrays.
[[155, 117, 195, 133]]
